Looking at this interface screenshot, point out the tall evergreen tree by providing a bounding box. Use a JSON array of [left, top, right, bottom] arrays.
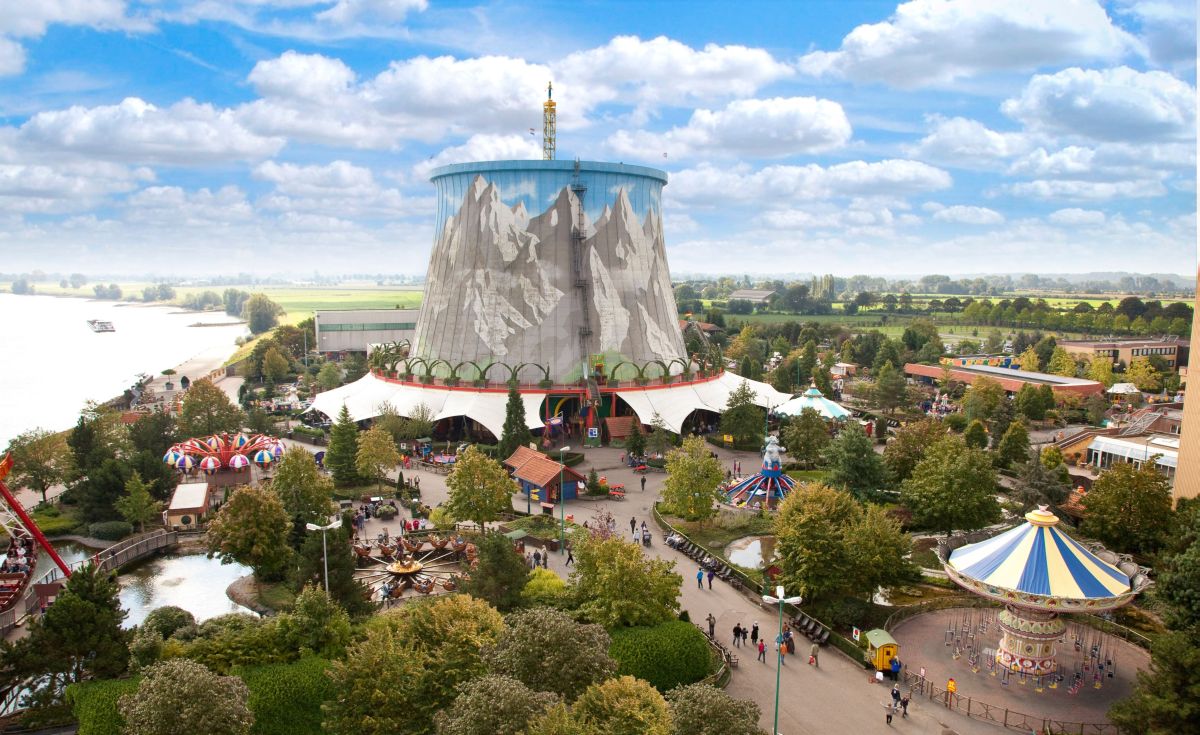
[[995, 421, 1030, 469], [497, 387, 533, 460], [326, 405, 362, 487], [822, 423, 888, 500]]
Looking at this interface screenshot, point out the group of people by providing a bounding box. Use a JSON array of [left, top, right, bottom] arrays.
[[1, 536, 32, 575], [882, 684, 911, 725], [524, 548, 551, 569]]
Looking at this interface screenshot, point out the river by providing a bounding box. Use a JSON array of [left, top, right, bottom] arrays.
[[0, 293, 245, 446]]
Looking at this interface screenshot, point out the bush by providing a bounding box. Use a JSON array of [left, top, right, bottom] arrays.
[[237, 657, 333, 735], [88, 521, 134, 541], [32, 507, 82, 535], [67, 678, 140, 735], [609, 621, 712, 691], [561, 451, 585, 467], [143, 606, 196, 639], [808, 597, 876, 630], [375, 505, 397, 520], [943, 414, 967, 433]]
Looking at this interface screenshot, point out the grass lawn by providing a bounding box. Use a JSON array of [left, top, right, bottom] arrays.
[[255, 581, 296, 612], [667, 512, 774, 553], [786, 469, 826, 483]]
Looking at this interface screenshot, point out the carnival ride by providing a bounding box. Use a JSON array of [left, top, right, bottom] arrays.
[[162, 432, 282, 474], [939, 507, 1151, 684], [351, 534, 475, 602], [723, 436, 797, 510], [0, 454, 73, 615]]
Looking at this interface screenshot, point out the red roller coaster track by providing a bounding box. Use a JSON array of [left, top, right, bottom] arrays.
[[0, 453, 72, 578]]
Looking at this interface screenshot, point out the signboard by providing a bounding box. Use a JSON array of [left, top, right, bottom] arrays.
[[723, 434, 734, 446], [530, 488, 540, 502], [852, 627, 861, 642], [588, 427, 599, 439]]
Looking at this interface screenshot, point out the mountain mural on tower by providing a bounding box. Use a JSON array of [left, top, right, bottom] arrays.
[[414, 173, 687, 381]]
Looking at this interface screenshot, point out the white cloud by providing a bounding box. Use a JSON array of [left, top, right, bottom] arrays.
[[1048, 207, 1107, 225], [1004, 178, 1167, 200], [161, 0, 426, 40], [315, 0, 427, 26], [607, 97, 851, 159], [929, 204, 1005, 225], [668, 159, 951, 206], [413, 134, 541, 179], [0, 160, 151, 213], [797, 0, 1139, 87], [253, 160, 376, 197], [1115, 0, 1197, 67], [253, 159, 431, 218], [907, 116, 1030, 167], [0, 37, 24, 76], [247, 50, 357, 101], [1001, 66, 1195, 141], [558, 35, 792, 107], [20, 97, 285, 164], [0, 0, 135, 36], [125, 185, 255, 226]]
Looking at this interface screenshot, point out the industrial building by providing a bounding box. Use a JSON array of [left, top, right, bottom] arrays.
[[1173, 282, 1200, 501], [904, 362, 1104, 398], [1057, 338, 1188, 370], [726, 288, 776, 304], [314, 309, 420, 355]]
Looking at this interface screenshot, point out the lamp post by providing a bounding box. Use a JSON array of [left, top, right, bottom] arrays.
[[558, 445, 570, 554], [305, 518, 343, 594], [762, 585, 802, 735]]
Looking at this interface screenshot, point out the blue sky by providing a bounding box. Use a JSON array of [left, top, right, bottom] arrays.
[[0, 0, 1194, 277]]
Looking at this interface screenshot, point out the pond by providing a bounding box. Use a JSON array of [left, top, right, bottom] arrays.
[[41, 540, 253, 627], [724, 535, 777, 569]]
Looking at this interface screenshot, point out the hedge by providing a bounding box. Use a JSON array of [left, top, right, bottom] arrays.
[[31, 507, 82, 536], [609, 620, 712, 691], [237, 657, 333, 735], [66, 677, 140, 735], [703, 433, 761, 453], [87, 521, 134, 541]]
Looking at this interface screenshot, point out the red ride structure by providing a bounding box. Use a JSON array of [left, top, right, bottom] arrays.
[[0, 453, 72, 579]]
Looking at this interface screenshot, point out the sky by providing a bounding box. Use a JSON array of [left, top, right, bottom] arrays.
[[0, 0, 1195, 277]]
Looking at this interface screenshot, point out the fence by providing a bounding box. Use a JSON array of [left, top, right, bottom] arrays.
[[900, 670, 1120, 735]]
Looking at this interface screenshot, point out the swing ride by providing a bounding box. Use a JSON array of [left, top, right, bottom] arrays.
[[351, 534, 474, 603]]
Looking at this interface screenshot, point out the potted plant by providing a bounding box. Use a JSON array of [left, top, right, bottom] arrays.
[[161, 368, 176, 391]]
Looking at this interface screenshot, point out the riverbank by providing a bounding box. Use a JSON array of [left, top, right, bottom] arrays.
[[227, 575, 289, 616]]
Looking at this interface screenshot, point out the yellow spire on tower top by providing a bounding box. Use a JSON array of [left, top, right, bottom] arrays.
[[543, 81, 556, 160]]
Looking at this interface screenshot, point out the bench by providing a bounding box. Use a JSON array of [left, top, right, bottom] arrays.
[[608, 490, 625, 500]]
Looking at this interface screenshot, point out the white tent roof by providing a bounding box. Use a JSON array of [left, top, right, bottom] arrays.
[[616, 373, 791, 433], [168, 482, 210, 512], [773, 385, 852, 420], [1107, 382, 1140, 395]]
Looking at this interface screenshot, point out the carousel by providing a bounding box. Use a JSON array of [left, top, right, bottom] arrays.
[[940, 506, 1151, 678], [351, 534, 475, 602], [162, 432, 282, 475], [772, 381, 851, 421], [723, 436, 797, 510]]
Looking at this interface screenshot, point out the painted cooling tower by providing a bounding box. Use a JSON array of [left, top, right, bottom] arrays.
[[412, 160, 687, 382]]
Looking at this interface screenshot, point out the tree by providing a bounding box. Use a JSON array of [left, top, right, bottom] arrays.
[[1047, 346, 1077, 377], [261, 346, 290, 385], [294, 514, 373, 616], [1016, 345, 1041, 372], [963, 377, 1004, 423], [445, 445, 516, 533], [127, 410, 177, 457], [645, 412, 677, 457], [241, 293, 282, 334], [1015, 384, 1047, 421], [1157, 504, 1200, 629], [275, 585, 352, 658], [661, 436, 724, 522], [781, 408, 829, 470], [571, 534, 680, 627], [572, 676, 671, 735], [460, 533, 530, 612], [356, 425, 401, 491], [178, 379, 244, 437], [987, 397, 1016, 451], [207, 485, 292, 581], [720, 380, 764, 446], [0, 564, 128, 696], [1125, 357, 1162, 392], [434, 675, 557, 735], [497, 387, 533, 461], [1085, 393, 1109, 426], [1087, 357, 1115, 387], [882, 418, 946, 484], [69, 272, 87, 289], [272, 446, 335, 523], [1013, 452, 1069, 511], [994, 421, 1030, 469], [325, 405, 362, 487], [624, 422, 646, 457], [847, 503, 916, 599], [115, 471, 163, 532], [665, 683, 761, 735], [119, 659, 253, 735], [963, 419, 988, 450], [1082, 462, 1173, 555], [901, 436, 999, 536], [484, 607, 616, 701], [4, 428, 69, 503], [822, 423, 887, 500], [872, 361, 907, 414], [317, 362, 342, 390], [1108, 628, 1200, 735], [78, 457, 132, 523], [343, 352, 368, 382]]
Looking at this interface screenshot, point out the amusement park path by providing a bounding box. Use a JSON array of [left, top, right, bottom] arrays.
[[327, 441, 1001, 735]]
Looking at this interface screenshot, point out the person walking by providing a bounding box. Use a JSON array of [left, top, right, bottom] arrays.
[[891, 684, 901, 708], [630, 517, 637, 535], [757, 639, 767, 663], [776, 633, 786, 665], [542, 551, 548, 569], [706, 569, 715, 589], [890, 655, 902, 682], [696, 568, 704, 589], [706, 613, 716, 639], [751, 622, 760, 645], [741, 626, 749, 647], [533, 549, 542, 568], [733, 623, 743, 648], [640, 476, 646, 492], [809, 642, 820, 668], [900, 694, 910, 718], [565, 546, 574, 567], [883, 701, 895, 725]]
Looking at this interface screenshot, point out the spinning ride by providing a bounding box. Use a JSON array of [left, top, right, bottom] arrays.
[[162, 433, 281, 474], [724, 436, 797, 510], [941, 507, 1150, 676], [351, 535, 475, 601]]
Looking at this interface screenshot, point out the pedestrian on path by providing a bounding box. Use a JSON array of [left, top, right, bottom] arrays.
[[945, 678, 957, 708], [757, 639, 766, 663], [890, 655, 902, 681], [883, 701, 895, 725], [630, 517, 636, 535], [565, 547, 574, 566], [640, 476, 646, 492], [533, 549, 542, 568], [809, 642, 819, 668], [776, 634, 786, 665], [542, 551, 548, 569], [900, 694, 910, 718], [706, 569, 714, 589], [751, 622, 759, 645], [741, 626, 749, 647], [733, 623, 742, 647], [706, 613, 716, 639], [891, 685, 901, 707], [696, 568, 704, 589]]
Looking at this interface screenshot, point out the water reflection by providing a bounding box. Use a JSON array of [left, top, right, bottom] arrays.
[[119, 554, 253, 627], [725, 536, 777, 569]]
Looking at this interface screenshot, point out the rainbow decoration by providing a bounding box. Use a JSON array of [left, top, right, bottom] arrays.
[[199, 456, 222, 475], [252, 449, 274, 468], [174, 455, 195, 471], [228, 454, 250, 470]]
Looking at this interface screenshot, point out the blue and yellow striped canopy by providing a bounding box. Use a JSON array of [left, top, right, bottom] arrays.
[[947, 508, 1130, 601]]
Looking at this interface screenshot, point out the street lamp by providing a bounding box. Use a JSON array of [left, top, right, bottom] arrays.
[[762, 584, 802, 735], [558, 445, 570, 554], [305, 518, 343, 594]]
